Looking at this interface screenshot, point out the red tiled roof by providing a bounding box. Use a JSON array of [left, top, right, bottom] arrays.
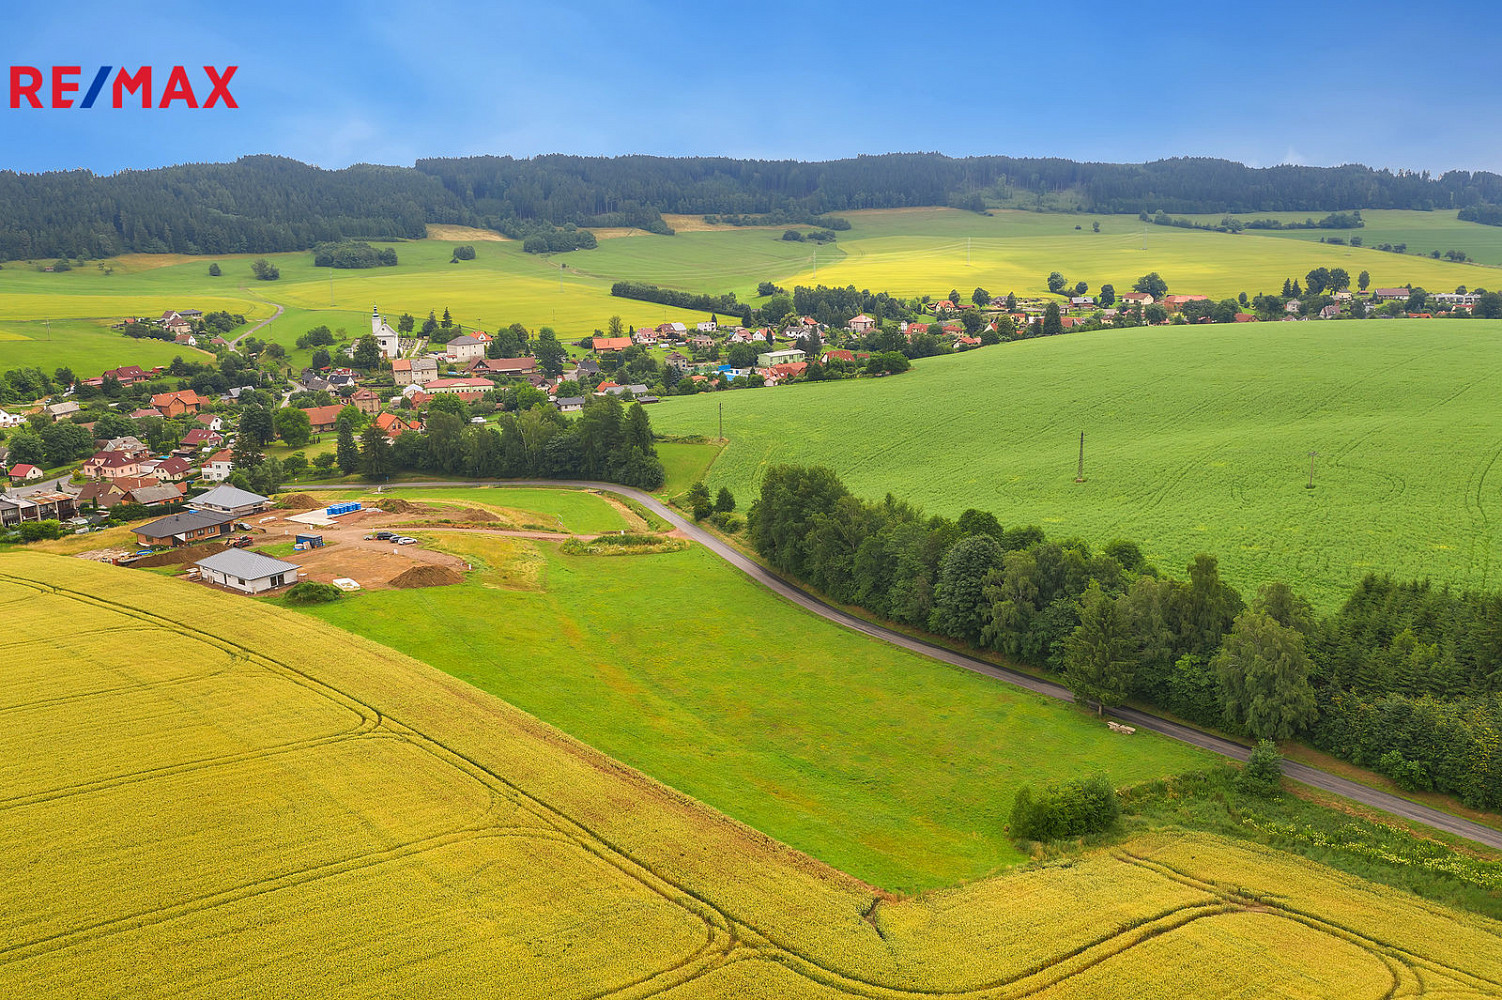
[[300, 404, 345, 426]]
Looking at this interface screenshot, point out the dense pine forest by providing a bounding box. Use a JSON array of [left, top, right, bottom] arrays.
[[4, 152, 1502, 262]]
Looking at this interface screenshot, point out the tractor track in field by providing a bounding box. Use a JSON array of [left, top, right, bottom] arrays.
[[292, 481, 1502, 854]]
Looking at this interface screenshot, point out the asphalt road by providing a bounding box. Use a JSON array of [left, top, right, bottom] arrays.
[[302, 478, 1502, 851]]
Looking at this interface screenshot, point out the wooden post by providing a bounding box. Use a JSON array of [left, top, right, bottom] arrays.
[[1307, 450, 1319, 489], [1075, 432, 1086, 483]]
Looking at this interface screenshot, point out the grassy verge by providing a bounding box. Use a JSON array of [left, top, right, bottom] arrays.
[[1112, 765, 1502, 920]]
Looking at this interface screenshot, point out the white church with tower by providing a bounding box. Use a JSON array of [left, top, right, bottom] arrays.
[[370, 305, 401, 359]]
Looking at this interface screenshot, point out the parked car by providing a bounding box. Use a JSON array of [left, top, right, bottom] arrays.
[[396, 536, 417, 545], [374, 531, 395, 541], [228, 535, 254, 548]]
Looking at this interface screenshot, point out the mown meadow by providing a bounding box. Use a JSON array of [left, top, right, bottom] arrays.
[[295, 531, 1211, 890], [653, 319, 1502, 609]]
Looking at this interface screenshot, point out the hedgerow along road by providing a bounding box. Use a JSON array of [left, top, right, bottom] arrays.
[[300, 479, 1502, 852]]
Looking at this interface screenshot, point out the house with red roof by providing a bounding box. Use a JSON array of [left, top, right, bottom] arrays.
[[150, 390, 205, 418], [375, 413, 421, 439], [201, 450, 235, 483], [422, 377, 495, 396], [8, 464, 43, 483], [153, 456, 197, 482], [591, 336, 633, 352], [180, 428, 223, 449], [299, 404, 346, 433]]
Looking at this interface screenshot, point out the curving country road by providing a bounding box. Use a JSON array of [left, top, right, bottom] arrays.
[[300, 478, 1502, 851], [228, 301, 284, 349]]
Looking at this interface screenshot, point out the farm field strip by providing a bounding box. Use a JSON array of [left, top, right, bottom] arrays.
[[2, 556, 1501, 996]]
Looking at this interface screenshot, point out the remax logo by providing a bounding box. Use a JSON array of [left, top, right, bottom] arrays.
[[7, 66, 237, 109]]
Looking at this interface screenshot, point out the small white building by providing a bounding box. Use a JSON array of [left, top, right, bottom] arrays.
[[756, 348, 806, 368], [201, 449, 234, 483], [370, 306, 401, 359], [195, 549, 299, 595], [0, 409, 26, 429]]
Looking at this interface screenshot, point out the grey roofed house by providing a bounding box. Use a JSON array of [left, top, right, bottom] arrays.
[[189, 484, 271, 515], [135, 509, 236, 540], [128, 485, 185, 506], [626, 384, 650, 395], [194, 548, 299, 594], [576, 359, 600, 375], [555, 396, 586, 412]]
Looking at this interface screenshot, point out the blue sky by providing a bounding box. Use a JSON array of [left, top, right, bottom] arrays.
[[3, 0, 1499, 176]]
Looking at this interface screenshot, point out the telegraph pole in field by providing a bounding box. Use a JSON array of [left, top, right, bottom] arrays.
[[1075, 432, 1086, 483], [1307, 450, 1319, 489], [718, 401, 723, 443]]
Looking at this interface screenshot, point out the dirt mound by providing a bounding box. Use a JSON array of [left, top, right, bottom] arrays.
[[453, 507, 503, 523], [132, 542, 229, 568], [373, 498, 426, 514], [278, 493, 321, 509], [387, 564, 465, 589]]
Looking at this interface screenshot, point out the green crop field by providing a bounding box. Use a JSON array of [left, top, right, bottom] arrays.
[[653, 319, 1502, 609], [289, 514, 1210, 891], [1173, 209, 1502, 267], [5, 552, 1502, 997], [5, 206, 1494, 376]]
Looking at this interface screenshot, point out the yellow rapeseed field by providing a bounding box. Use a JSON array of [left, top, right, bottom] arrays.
[[1, 552, 1499, 997]]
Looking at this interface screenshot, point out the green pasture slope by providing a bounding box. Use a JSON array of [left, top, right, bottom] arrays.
[[1175, 209, 1502, 267], [653, 319, 1502, 609], [291, 527, 1208, 891]]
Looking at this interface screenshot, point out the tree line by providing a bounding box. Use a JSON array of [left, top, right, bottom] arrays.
[[7, 152, 1502, 263], [312, 240, 399, 268], [331, 394, 665, 490], [746, 466, 1502, 809], [610, 281, 742, 317]]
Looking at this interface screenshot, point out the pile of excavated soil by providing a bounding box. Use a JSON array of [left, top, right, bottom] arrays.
[[373, 498, 426, 514], [132, 542, 229, 568], [387, 564, 465, 589], [277, 493, 320, 509], [453, 507, 503, 523]]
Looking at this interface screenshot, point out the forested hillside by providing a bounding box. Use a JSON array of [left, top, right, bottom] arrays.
[[5, 152, 1502, 262]]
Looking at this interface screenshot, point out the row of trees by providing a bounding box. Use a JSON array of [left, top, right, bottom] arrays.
[[745, 466, 1502, 808], [331, 394, 665, 489], [610, 281, 741, 316]]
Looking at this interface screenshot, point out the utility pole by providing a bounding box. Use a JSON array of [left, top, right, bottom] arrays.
[[1075, 431, 1086, 483], [329, 268, 334, 306], [1307, 450, 1319, 489], [718, 401, 723, 443]]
